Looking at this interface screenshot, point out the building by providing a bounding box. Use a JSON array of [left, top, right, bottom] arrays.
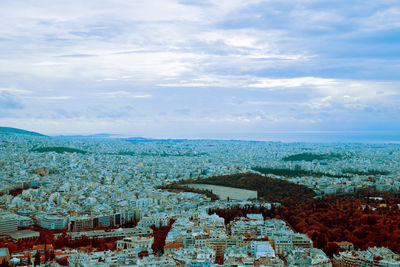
[[292, 233, 313, 248], [194, 234, 210, 248], [335, 241, 354, 251], [164, 243, 184, 253], [9, 214, 34, 227], [32, 244, 54, 256], [0, 214, 18, 234], [207, 239, 227, 259], [273, 235, 293, 256], [116, 236, 154, 252], [0, 248, 10, 264], [8, 230, 39, 241], [113, 212, 124, 226], [97, 214, 111, 227], [287, 248, 332, 267], [333, 247, 400, 267], [231, 220, 259, 235], [251, 241, 276, 258], [190, 259, 210, 267], [70, 227, 152, 240], [37, 214, 68, 230], [138, 214, 168, 228], [255, 256, 285, 266], [69, 216, 94, 232]]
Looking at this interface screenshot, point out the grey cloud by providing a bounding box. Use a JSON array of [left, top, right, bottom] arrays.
[[0, 0, 399, 135]]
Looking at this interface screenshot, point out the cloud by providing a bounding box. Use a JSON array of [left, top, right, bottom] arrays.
[[363, 7, 400, 31], [179, 0, 214, 7], [0, 91, 23, 109], [32, 62, 66, 66], [96, 91, 151, 99], [26, 96, 71, 101], [86, 104, 135, 119], [0, 0, 399, 136], [0, 87, 32, 94], [249, 77, 336, 89], [56, 54, 96, 58]]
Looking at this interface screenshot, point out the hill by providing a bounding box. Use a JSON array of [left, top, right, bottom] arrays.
[[125, 138, 187, 144], [183, 173, 316, 204], [31, 147, 87, 154], [0, 126, 47, 137], [282, 152, 342, 162], [56, 133, 121, 138]]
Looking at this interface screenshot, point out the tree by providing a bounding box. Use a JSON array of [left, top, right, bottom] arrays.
[[325, 242, 340, 257], [34, 251, 41, 266], [0, 259, 9, 267], [56, 256, 68, 266], [45, 249, 50, 262]]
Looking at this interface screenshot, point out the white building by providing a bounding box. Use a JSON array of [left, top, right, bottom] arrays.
[[37, 213, 68, 230], [250, 241, 276, 259], [116, 236, 154, 253], [138, 214, 168, 228]]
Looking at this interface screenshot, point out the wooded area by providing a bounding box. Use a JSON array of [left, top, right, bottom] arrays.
[[31, 147, 87, 154], [282, 152, 343, 162], [209, 190, 400, 257], [183, 173, 316, 203]]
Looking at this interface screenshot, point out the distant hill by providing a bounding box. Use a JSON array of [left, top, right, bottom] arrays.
[[56, 133, 122, 138], [125, 137, 188, 144], [0, 126, 47, 137], [31, 147, 87, 154]]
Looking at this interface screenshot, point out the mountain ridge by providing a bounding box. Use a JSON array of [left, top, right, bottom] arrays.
[[0, 126, 47, 137]]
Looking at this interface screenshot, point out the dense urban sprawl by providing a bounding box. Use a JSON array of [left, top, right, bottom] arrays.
[[0, 131, 400, 266]]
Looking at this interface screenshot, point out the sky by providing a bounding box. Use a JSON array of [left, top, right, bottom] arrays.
[[1, 0, 400, 140]]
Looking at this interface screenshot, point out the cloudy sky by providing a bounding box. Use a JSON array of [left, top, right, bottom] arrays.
[[1, 0, 400, 139]]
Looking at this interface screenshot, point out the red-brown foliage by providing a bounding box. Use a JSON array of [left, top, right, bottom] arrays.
[[209, 192, 400, 257], [151, 219, 176, 255], [55, 256, 69, 266], [0, 227, 123, 256]]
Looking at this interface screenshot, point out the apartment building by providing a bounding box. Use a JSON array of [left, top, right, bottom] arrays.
[[36, 214, 68, 230], [0, 214, 18, 235]]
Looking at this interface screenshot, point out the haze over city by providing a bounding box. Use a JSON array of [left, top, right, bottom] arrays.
[[1, 0, 400, 141]]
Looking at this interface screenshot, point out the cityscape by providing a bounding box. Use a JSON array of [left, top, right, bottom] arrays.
[[1, 0, 400, 266], [0, 127, 399, 266]]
